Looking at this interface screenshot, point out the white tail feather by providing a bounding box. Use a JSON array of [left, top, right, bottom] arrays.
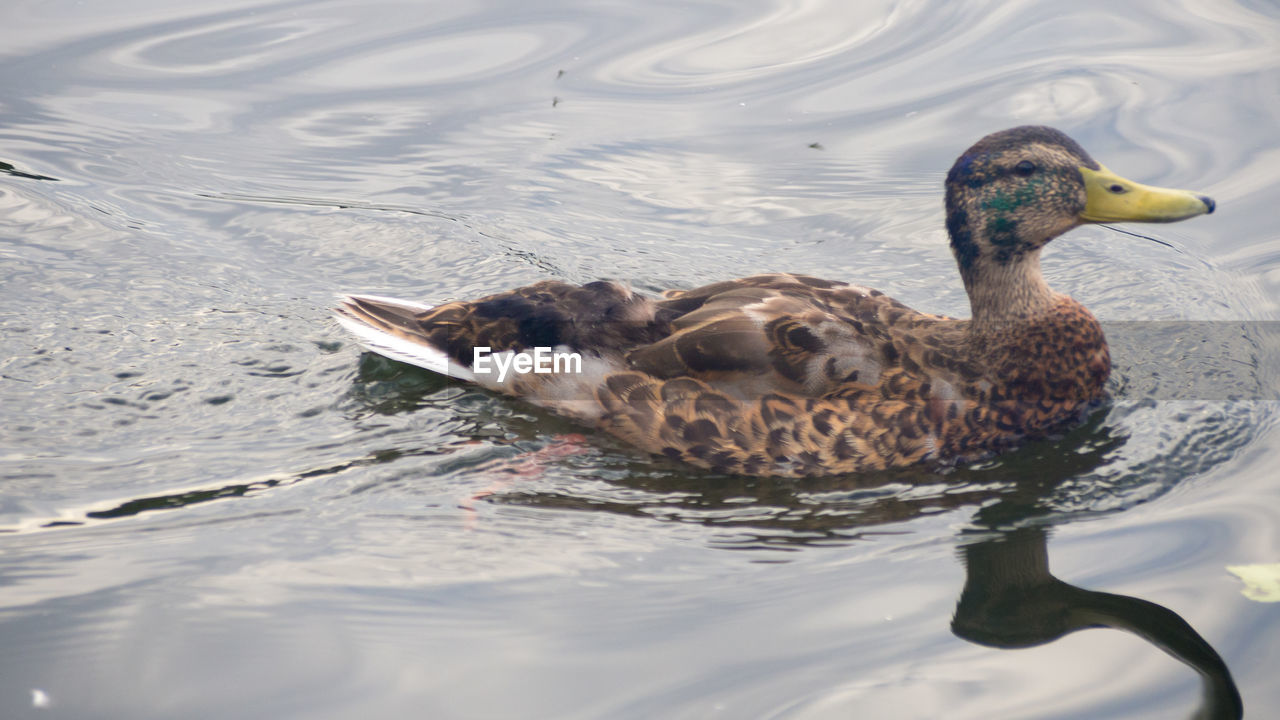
[[333, 295, 476, 382], [339, 293, 436, 313]]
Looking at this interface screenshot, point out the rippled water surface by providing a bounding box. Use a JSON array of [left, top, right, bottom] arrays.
[[3, 0, 1280, 717]]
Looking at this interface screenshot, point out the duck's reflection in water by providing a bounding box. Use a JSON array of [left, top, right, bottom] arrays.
[[460, 446, 1244, 716], [952, 526, 1241, 720]]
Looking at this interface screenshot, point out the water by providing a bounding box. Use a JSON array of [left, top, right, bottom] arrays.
[[2, 0, 1279, 717]]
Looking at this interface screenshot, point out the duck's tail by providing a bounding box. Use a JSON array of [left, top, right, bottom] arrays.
[[333, 294, 476, 382]]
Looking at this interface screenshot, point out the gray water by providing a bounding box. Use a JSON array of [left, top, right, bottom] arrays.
[[2, 0, 1279, 718]]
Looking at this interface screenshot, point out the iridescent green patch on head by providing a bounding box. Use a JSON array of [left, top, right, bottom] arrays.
[[981, 178, 1043, 213]]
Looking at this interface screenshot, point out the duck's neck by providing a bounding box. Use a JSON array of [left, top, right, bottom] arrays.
[[961, 252, 1058, 336]]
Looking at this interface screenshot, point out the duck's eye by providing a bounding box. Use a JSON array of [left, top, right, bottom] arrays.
[[1108, 183, 1127, 194], [1014, 160, 1036, 176]]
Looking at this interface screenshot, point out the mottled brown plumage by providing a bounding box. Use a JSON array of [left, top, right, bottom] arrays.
[[335, 126, 1214, 477]]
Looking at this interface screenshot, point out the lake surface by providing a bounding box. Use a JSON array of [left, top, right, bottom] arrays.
[[2, 0, 1279, 717]]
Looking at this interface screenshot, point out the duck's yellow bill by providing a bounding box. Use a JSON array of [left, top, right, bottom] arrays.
[[1079, 164, 1215, 223]]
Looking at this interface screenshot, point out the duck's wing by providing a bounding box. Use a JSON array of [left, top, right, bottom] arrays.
[[340, 279, 673, 362], [334, 280, 680, 416], [632, 273, 957, 399]]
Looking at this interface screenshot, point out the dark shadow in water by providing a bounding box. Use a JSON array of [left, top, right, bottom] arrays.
[[953, 526, 1242, 720], [0, 453, 400, 533], [1, 159, 59, 181]]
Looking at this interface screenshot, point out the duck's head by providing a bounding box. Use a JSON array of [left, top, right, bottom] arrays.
[[944, 126, 1214, 312]]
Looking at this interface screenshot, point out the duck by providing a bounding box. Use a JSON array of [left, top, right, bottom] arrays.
[[335, 126, 1215, 477]]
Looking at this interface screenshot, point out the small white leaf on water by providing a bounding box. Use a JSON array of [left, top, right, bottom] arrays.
[[1227, 563, 1280, 602], [32, 689, 51, 708]]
